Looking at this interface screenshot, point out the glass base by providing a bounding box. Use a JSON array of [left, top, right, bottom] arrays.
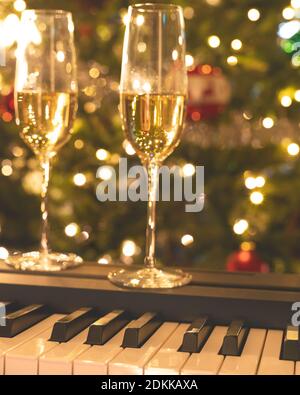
[[108, 267, 192, 289], [5, 251, 83, 272]]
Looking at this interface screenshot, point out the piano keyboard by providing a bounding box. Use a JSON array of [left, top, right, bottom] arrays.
[[0, 302, 299, 375]]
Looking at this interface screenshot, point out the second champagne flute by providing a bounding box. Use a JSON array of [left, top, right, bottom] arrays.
[[108, 3, 192, 288], [6, 9, 82, 271]]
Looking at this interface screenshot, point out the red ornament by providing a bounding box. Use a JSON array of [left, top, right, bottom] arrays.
[[187, 64, 231, 121], [0, 89, 14, 122], [226, 249, 269, 273]]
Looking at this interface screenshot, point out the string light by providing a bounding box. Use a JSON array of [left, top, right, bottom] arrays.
[[98, 255, 111, 265], [248, 9, 260, 21], [89, 67, 100, 79], [56, 51, 65, 62], [65, 223, 79, 237], [206, 0, 221, 5], [287, 142, 300, 156], [256, 176, 266, 188], [122, 240, 136, 257], [12, 146, 24, 157], [183, 7, 194, 19], [245, 176, 257, 189], [294, 90, 300, 101], [233, 219, 249, 235], [208, 35, 220, 48], [231, 39, 242, 50], [122, 13, 129, 25], [74, 139, 84, 149], [241, 241, 255, 251], [98, 166, 113, 180], [182, 163, 196, 177], [13, 0, 26, 12], [185, 54, 194, 67], [96, 148, 109, 161], [280, 95, 292, 107], [123, 140, 136, 155], [250, 191, 264, 205], [73, 173, 86, 186], [136, 15, 144, 26], [0, 247, 9, 260], [291, 0, 300, 8], [282, 7, 295, 20], [227, 55, 238, 66], [262, 117, 274, 129], [181, 234, 194, 246]]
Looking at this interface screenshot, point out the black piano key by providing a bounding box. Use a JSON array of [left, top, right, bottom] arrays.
[[281, 325, 300, 361], [180, 316, 212, 353], [0, 304, 48, 337], [122, 312, 161, 348], [86, 310, 129, 345], [220, 320, 249, 356], [49, 307, 98, 342]]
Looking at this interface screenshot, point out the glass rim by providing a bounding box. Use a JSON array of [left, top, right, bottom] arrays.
[[22, 9, 72, 17], [129, 3, 182, 12]]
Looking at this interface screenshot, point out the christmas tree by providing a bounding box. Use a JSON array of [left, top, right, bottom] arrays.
[[1, 0, 300, 273]]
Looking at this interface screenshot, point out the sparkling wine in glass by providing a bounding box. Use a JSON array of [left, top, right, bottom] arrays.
[[6, 9, 83, 271], [108, 3, 192, 288]]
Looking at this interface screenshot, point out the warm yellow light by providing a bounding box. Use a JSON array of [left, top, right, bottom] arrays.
[[233, 219, 249, 235], [241, 241, 255, 251], [280, 95, 292, 107], [98, 254, 112, 265], [89, 67, 100, 79], [136, 15, 144, 26], [123, 140, 136, 156], [122, 240, 136, 257], [287, 142, 300, 156], [181, 234, 194, 246], [282, 7, 295, 20], [250, 191, 264, 205], [96, 148, 109, 161], [231, 39, 242, 51], [248, 8, 260, 21], [13, 0, 26, 12], [262, 117, 274, 129], [208, 35, 220, 48], [185, 54, 194, 67], [245, 176, 256, 190], [183, 6, 194, 19], [56, 51, 65, 63], [122, 13, 129, 25], [1, 165, 13, 177], [294, 90, 300, 101], [291, 0, 300, 8], [73, 173, 86, 186], [0, 247, 8, 260], [256, 176, 266, 188], [74, 139, 84, 150], [227, 55, 238, 66], [98, 166, 113, 180], [182, 163, 196, 177], [65, 223, 79, 237], [206, 0, 221, 5]]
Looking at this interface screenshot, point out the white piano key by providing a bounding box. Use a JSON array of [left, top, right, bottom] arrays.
[[181, 326, 227, 375], [109, 322, 178, 375], [39, 328, 90, 375], [219, 328, 266, 375], [144, 323, 190, 375], [73, 320, 133, 375], [295, 362, 300, 375], [0, 314, 62, 375], [258, 330, 294, 375], [5, 314, 64, 375]]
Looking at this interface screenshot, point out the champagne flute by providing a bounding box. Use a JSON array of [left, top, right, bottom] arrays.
[[6, 9, 82, 271], [108, 3, 192, 288]]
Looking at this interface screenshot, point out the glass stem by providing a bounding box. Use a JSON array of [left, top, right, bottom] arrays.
[[40, 157, 50, 258], [144, 161, 159, 270]]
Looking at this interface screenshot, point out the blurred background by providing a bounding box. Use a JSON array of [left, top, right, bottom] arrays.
[[1, 0, 300, 273]]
